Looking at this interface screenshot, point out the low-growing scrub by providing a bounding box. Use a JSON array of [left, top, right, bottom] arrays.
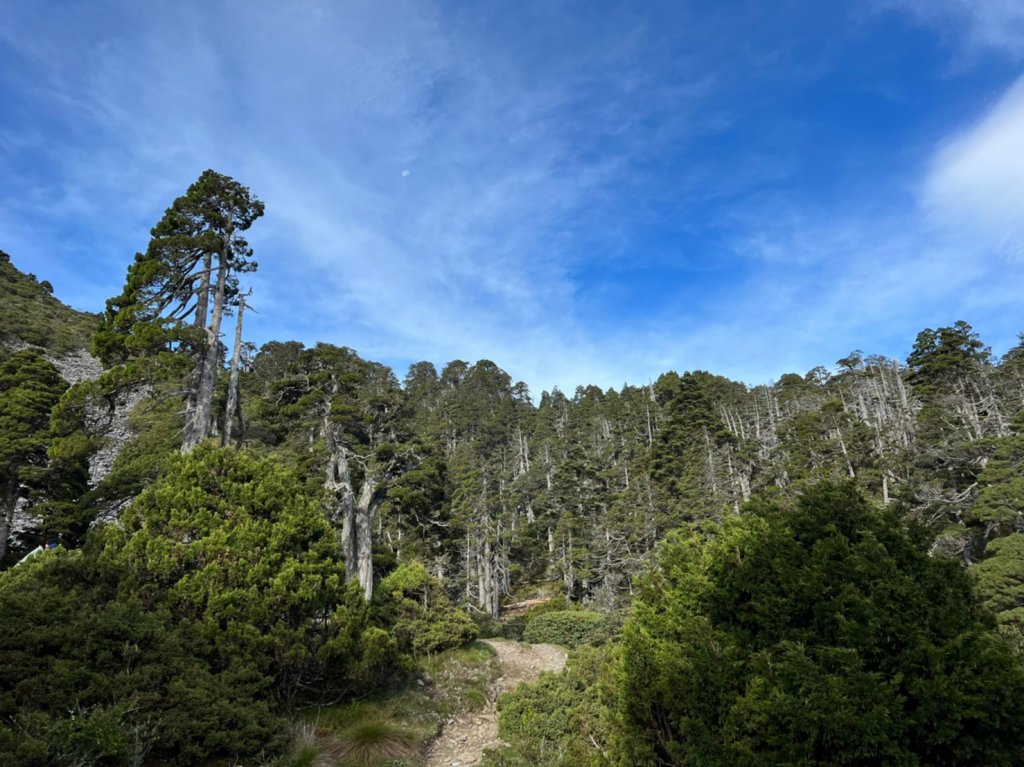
[[0, 448, 409, 766], [483, 645, 611, 767], [522, 610, 606, 648]]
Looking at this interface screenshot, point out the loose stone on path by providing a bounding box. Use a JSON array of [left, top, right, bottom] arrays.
[[424, 640, 568, 767]]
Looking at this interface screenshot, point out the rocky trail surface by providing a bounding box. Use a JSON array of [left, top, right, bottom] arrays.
[[425, 640, 567, 767]]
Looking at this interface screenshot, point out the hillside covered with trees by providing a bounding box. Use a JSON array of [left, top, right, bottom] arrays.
[[4, 171, 1024, 766]]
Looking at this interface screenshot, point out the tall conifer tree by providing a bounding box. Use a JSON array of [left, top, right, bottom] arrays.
[[95, 170, 263, 450]]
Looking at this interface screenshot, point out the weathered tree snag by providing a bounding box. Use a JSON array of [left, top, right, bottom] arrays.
[[324, 424, 391, 601], [223, 293, 247, 447], [0, 479, 17, 561], [325, 426, 357, 582], [184, 231, 230, 452], [355, 476, 386, 601]]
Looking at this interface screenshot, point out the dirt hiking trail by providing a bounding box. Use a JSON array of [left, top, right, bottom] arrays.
[[425, 640, 567, 767]]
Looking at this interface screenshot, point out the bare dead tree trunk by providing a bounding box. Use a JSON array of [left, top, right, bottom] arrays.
[[183, 252, 213, 447], [184, 222, 231, 452], [738, 467, 752, 504], [0, 479, 18, 562], [223, 294, 247, 447], [464, 532, 474, 603], [483, 538, 495, 617], [562, 528, 575, 598], [324, 426, 357, 582], [476, 538, 486, 610], [355, 476, 382, 601], [834, 427, 856, 478]]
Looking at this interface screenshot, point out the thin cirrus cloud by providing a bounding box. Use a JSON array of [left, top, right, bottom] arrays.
[[882, 0, 1024, 59], [923, 75, 1024, 256], [4, 0, 712, 392], [706, 91, 1024, 384], [1, 1, 1023, 394]]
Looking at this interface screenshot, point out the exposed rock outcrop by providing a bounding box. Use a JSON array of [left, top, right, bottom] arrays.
[[7, 346, 149, 539], [49, 349, 102, 385]]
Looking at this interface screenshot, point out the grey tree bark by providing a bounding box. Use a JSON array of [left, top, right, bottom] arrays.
[[0, 479, 17, 561], [184, 253, 212, 434], [183, 218, 232, 452], [223, 293, 247, 447], [325, 426, 357, 582], [355, 477, 384, 601], [324, 423, 389, 601]]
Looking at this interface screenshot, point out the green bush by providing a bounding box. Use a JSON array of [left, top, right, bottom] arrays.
[[374, 562, 478, 655], [613, 482, 1024, 766], [474, 610, 505, 639], [486, 646, 610, 767], [0, 447, 402, 766], [522, 610, 606, 648]]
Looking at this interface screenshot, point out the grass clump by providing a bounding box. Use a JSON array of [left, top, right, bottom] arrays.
[[287, 640, 500, 766], [418, 640, 499, 715], [277, 722, 327, 767], [334, 720, 420, 766], [277, 718, 421, 767]]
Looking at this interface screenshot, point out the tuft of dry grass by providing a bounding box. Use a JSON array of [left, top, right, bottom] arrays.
[[280, 641, 500, 767], [275, 719, 420, 767], [330, 719, 420, 766]]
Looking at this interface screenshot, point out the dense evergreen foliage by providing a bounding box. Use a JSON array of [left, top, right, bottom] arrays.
[[613, 483, 1024, 766], [94, 170, 264, 451], [0, 447, 407, 766], [521, 610, 606, 648], [0, 350, 68, 562]]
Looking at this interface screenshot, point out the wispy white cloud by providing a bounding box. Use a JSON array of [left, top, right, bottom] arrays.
[[923, 74, 1024, 258], [883, 0, 1024, 59], [4, 1, 1024, 396], [0, 0, 717, 393], [687, 73, 1024, 381]]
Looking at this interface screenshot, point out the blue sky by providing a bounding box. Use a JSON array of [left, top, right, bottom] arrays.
[[2, 1, 1023, 394]]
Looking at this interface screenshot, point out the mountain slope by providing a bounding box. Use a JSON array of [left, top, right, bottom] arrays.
[[0, 251, 99, 357]]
